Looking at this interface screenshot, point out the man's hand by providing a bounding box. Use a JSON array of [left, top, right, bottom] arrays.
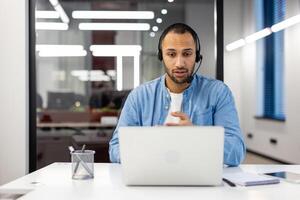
[[165, 111, 193, 126]]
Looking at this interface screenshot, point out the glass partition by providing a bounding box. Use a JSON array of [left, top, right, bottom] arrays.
[[32, 0, 220, 169]]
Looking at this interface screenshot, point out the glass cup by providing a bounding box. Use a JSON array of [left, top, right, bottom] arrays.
[[71, 150, 95, 180]]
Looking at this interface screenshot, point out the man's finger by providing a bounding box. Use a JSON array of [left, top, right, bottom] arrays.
[[165, 122, 180, 126], [171, 111, 188, 120]]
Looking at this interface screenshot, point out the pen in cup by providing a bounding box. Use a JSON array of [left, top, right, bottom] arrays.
[[68, 145, 93, 177], [74, 144, 86, 175]]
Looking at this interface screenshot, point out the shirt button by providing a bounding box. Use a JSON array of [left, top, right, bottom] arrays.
[[165, 106, 169, 110]]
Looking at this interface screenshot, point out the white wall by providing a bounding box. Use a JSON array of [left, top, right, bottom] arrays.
[[224, 0, 244, 122], [0, 0, 28, 184], [224, 0, 300, 163]]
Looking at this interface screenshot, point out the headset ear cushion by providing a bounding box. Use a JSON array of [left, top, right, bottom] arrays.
[[158, 49, 162, 61], [195, 51, 200, 62], [198, 54, 203, 63]]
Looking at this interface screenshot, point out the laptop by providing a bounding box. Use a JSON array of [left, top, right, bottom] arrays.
[[119, 126, 224, 186]]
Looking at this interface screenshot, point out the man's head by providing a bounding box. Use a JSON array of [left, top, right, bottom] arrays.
[[158, 23, 202, 85]]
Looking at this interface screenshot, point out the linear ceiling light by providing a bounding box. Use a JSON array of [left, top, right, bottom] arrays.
[[36, 45, 86, 57], [36, 45, 84, 51], [71, 70, 104, 77], [245, 28, 272, 43], [226, 14, 300, 51], [271, 14, 300, 32], [36, 22, 68, 30], [79, 23, 150, 31], [106, 70, 116, 77], [71, 70, 110, 81], [78, 75, 111, 82], [90, 45, 142, 57], [38, 50, 87, 57], [36, 11, 60, 18], [72, 11, 154, 19], [90, 45, 142, 89], [49, 0, 69, 24], [226, 39, 246, 51], [55, 4, 70, 23]]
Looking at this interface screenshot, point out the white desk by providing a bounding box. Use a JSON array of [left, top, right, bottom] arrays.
[[37, 122, 116, 128], [1, 163, 300, 200]]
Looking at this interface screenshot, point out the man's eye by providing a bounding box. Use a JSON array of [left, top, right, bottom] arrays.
[[167, 53, 176, 57], [183, 52, 192, 57]]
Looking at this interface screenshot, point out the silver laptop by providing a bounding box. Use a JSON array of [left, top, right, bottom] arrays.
[[119, 126, 224, 186]]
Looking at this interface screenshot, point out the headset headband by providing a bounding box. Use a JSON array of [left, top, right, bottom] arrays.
[[157, 23, 202, 63]]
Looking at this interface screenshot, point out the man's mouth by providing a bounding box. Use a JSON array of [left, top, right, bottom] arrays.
[[173, 69, 188, 78]]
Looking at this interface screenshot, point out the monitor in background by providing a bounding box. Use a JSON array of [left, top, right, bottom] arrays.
[[89, 90, 131, 110], [47, 91, 75, 110]]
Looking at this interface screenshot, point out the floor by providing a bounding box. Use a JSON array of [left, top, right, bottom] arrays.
[[243, 151, 282, 164]]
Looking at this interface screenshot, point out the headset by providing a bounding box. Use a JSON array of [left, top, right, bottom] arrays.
[[157, 23, 203, 83]]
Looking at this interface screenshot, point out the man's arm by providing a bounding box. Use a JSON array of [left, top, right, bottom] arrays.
[[214, 84, 246, 166], [109, 92, 139, 163]]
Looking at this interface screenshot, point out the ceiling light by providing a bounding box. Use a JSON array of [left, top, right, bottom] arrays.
[[35, 11, 59, 18], [161, 9, 168, 15], [71, 70, 105, 77], [168, 0, 174, 2], [48, 0, 69, 24], [226, 39, 245, 51], [54, 4, 70, 23], [36, 22, 68, 30], [79, 23, 150, 31], [106, 70, 116, 77], [271, 14, 300, 32], [36, 45, 84, 51], [156, 18, 162, 24], [78, 74, 110, 82], [152, 26, 158, 32], [36, 45, 86, 57], [49, 0, 58, 6], [38, 50, 87, 57], [150, 32, 155, 37], [245, 28, 272, 43], [71, 70, 89, 77], [72, 11, 154, 19], [90, 45, 142, 57]]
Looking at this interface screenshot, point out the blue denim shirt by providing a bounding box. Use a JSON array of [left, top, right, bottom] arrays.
[[109, 74, 246, 166]]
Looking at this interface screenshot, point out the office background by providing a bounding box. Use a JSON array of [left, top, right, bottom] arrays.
[[1, 0, 300, 185], [31, 0, 222, 172]]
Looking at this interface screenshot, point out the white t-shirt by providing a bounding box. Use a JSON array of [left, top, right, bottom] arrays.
[[164, 90, 183, 124]]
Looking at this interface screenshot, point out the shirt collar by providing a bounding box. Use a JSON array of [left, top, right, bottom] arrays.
[[160, 73, 197, 99]]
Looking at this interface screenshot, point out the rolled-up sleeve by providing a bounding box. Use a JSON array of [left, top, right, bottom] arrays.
[[109, 92, 139, 163], [213, 85, 246, 166]]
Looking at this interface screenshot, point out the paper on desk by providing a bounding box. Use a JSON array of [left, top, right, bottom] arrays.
[[223, 172, 280, 186]]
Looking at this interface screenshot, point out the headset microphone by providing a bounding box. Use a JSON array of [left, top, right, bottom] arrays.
[[186, 55, 203, 84]]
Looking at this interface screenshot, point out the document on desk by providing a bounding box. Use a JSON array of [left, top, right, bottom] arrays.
[[223, 172, 280, 186]]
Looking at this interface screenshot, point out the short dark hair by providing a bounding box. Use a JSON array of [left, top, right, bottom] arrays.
[[157, 23, 201, 62]]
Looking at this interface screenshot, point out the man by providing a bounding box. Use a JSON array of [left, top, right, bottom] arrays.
[[109, 23, 246, 166]]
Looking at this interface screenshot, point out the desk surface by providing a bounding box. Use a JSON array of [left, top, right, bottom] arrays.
[[37, 122, 116, 128], [1, 163, 300, 200]]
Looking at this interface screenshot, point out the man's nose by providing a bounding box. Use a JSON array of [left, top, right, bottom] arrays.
[[175, 55, 184, 67]]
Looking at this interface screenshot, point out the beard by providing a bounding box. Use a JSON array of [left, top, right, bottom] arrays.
[[163, 62, 194, 84]]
